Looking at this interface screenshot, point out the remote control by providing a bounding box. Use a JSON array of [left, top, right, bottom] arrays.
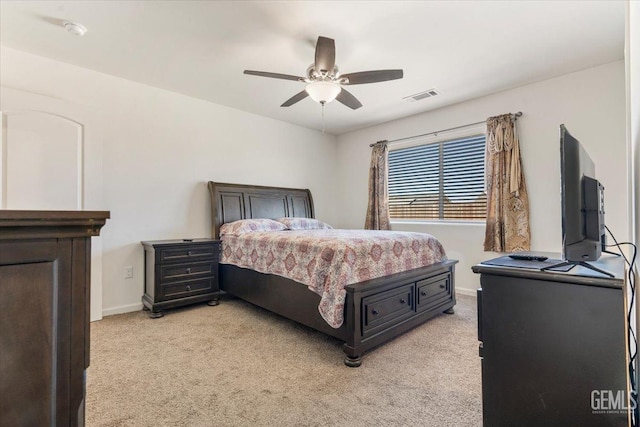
[[508, 254, 548, 261]]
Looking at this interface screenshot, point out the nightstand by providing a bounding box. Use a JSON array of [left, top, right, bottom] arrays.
[[141, 238, 220, 318]]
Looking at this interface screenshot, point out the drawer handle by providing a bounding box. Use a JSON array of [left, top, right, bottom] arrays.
[[186, 285, 192, 292], [440, 284, 445, 289], [187, 251, 194, 256], [420, 291, 427, 297], [186, 268, 192, 274], [400, 298, 407, 304], [371, 308, 379, 315]]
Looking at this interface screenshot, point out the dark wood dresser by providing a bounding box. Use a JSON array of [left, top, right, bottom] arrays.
[[141, 239, 220, 318], [0, 210, 109, 427], [473, 255, 631, 426]]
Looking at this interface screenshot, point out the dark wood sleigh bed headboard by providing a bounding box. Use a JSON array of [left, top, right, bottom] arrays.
[[207, 182, 314, 239]]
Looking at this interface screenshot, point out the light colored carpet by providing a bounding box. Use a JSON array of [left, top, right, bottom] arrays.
[[86, 294, 482, 426]]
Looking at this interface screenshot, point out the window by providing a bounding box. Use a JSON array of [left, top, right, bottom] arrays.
[[388, 134, 487, 220]]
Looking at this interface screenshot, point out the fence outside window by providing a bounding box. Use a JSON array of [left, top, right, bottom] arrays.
[[388, 134, 487, 221]]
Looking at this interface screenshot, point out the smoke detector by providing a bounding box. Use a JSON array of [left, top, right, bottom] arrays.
[[63, 21, 87, 37]]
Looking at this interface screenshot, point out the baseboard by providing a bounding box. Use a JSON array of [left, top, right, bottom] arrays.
[[101, 302, 143, 318], [456, 287, 478, 297], [99, 290, 476, 317]]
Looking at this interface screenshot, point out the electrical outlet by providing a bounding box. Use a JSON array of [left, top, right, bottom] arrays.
[[124, 266, 133, 279]]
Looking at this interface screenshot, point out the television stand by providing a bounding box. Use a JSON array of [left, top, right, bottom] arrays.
[[540, 260, 614, 278], [473, 256, 629, 425]]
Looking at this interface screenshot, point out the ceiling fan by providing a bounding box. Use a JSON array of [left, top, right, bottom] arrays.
[[243, 36, 403, 110]]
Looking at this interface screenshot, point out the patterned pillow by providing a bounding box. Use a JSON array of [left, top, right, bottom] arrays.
[[276, 217, 333, 231], [220, 219, 287, 236]]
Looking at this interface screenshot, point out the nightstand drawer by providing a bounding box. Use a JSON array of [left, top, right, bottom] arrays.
[[159, 261, 216, 282], [159, 245, 218, 262], [159, 277, 215, 300]]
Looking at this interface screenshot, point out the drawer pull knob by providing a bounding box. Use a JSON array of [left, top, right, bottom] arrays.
[[420, 291, 427, 297], [371, 309, 379, 315], [439, 284, 446, 289], [188, 251, 194, 256], [186, 268, 192, 274], [186, 285, 191, 291], [400, 298, 407, 304]]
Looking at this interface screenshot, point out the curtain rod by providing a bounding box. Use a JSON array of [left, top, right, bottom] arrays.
[[369, 111, 523, 147]]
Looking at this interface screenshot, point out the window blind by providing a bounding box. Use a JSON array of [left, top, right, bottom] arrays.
[[388, 134, 487, 220]]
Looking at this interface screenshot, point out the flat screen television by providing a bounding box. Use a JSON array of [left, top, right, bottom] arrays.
[[559, 124, 606, 263]]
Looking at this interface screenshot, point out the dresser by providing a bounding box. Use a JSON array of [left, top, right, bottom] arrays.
[[141, 239, 220, 318], [0, 210, 109, 427], [473, 255, 631, 427]]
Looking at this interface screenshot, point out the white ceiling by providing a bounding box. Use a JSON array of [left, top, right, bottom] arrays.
[[0, 1, 625, 135]]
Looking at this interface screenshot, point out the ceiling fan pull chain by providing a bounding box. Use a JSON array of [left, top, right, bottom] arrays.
[[321, 102, 326, 133]]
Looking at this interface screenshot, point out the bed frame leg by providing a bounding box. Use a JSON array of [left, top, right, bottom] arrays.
[[344, 355, 362, 368], [444, 307, 455, 314], [150, 310, 164, 319]]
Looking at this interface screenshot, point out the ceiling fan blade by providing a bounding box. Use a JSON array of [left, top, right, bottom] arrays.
[[281, 90, 309, 107], [314, 36, 336, 73], [341, 69, 404, 85], [244, 70, 304, 81], [336, 88, 362, 110]]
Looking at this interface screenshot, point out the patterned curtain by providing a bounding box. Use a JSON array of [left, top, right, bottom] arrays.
[[365, 141, 391, 230], [483, 114, 531, 252]]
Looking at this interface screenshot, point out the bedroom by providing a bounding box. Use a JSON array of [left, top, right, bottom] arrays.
[[1, 0, 639, 425]]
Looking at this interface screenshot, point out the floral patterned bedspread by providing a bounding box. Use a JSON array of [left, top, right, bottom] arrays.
[[220, 229, 447, 329]]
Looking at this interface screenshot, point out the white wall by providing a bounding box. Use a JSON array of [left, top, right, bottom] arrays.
[[0, 47, 339, 315], [627, 0, 640, 392], [336, 61, 628, 294], [629, 0, 639, 253]]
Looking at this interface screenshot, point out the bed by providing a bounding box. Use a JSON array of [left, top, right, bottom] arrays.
[[208, 181, 457, 367]]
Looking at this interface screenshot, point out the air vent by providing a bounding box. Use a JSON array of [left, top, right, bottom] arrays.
[[404, 89, 440, 102]]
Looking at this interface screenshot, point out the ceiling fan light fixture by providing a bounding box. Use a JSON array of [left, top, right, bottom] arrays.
[[305, 81, 341, 104]]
